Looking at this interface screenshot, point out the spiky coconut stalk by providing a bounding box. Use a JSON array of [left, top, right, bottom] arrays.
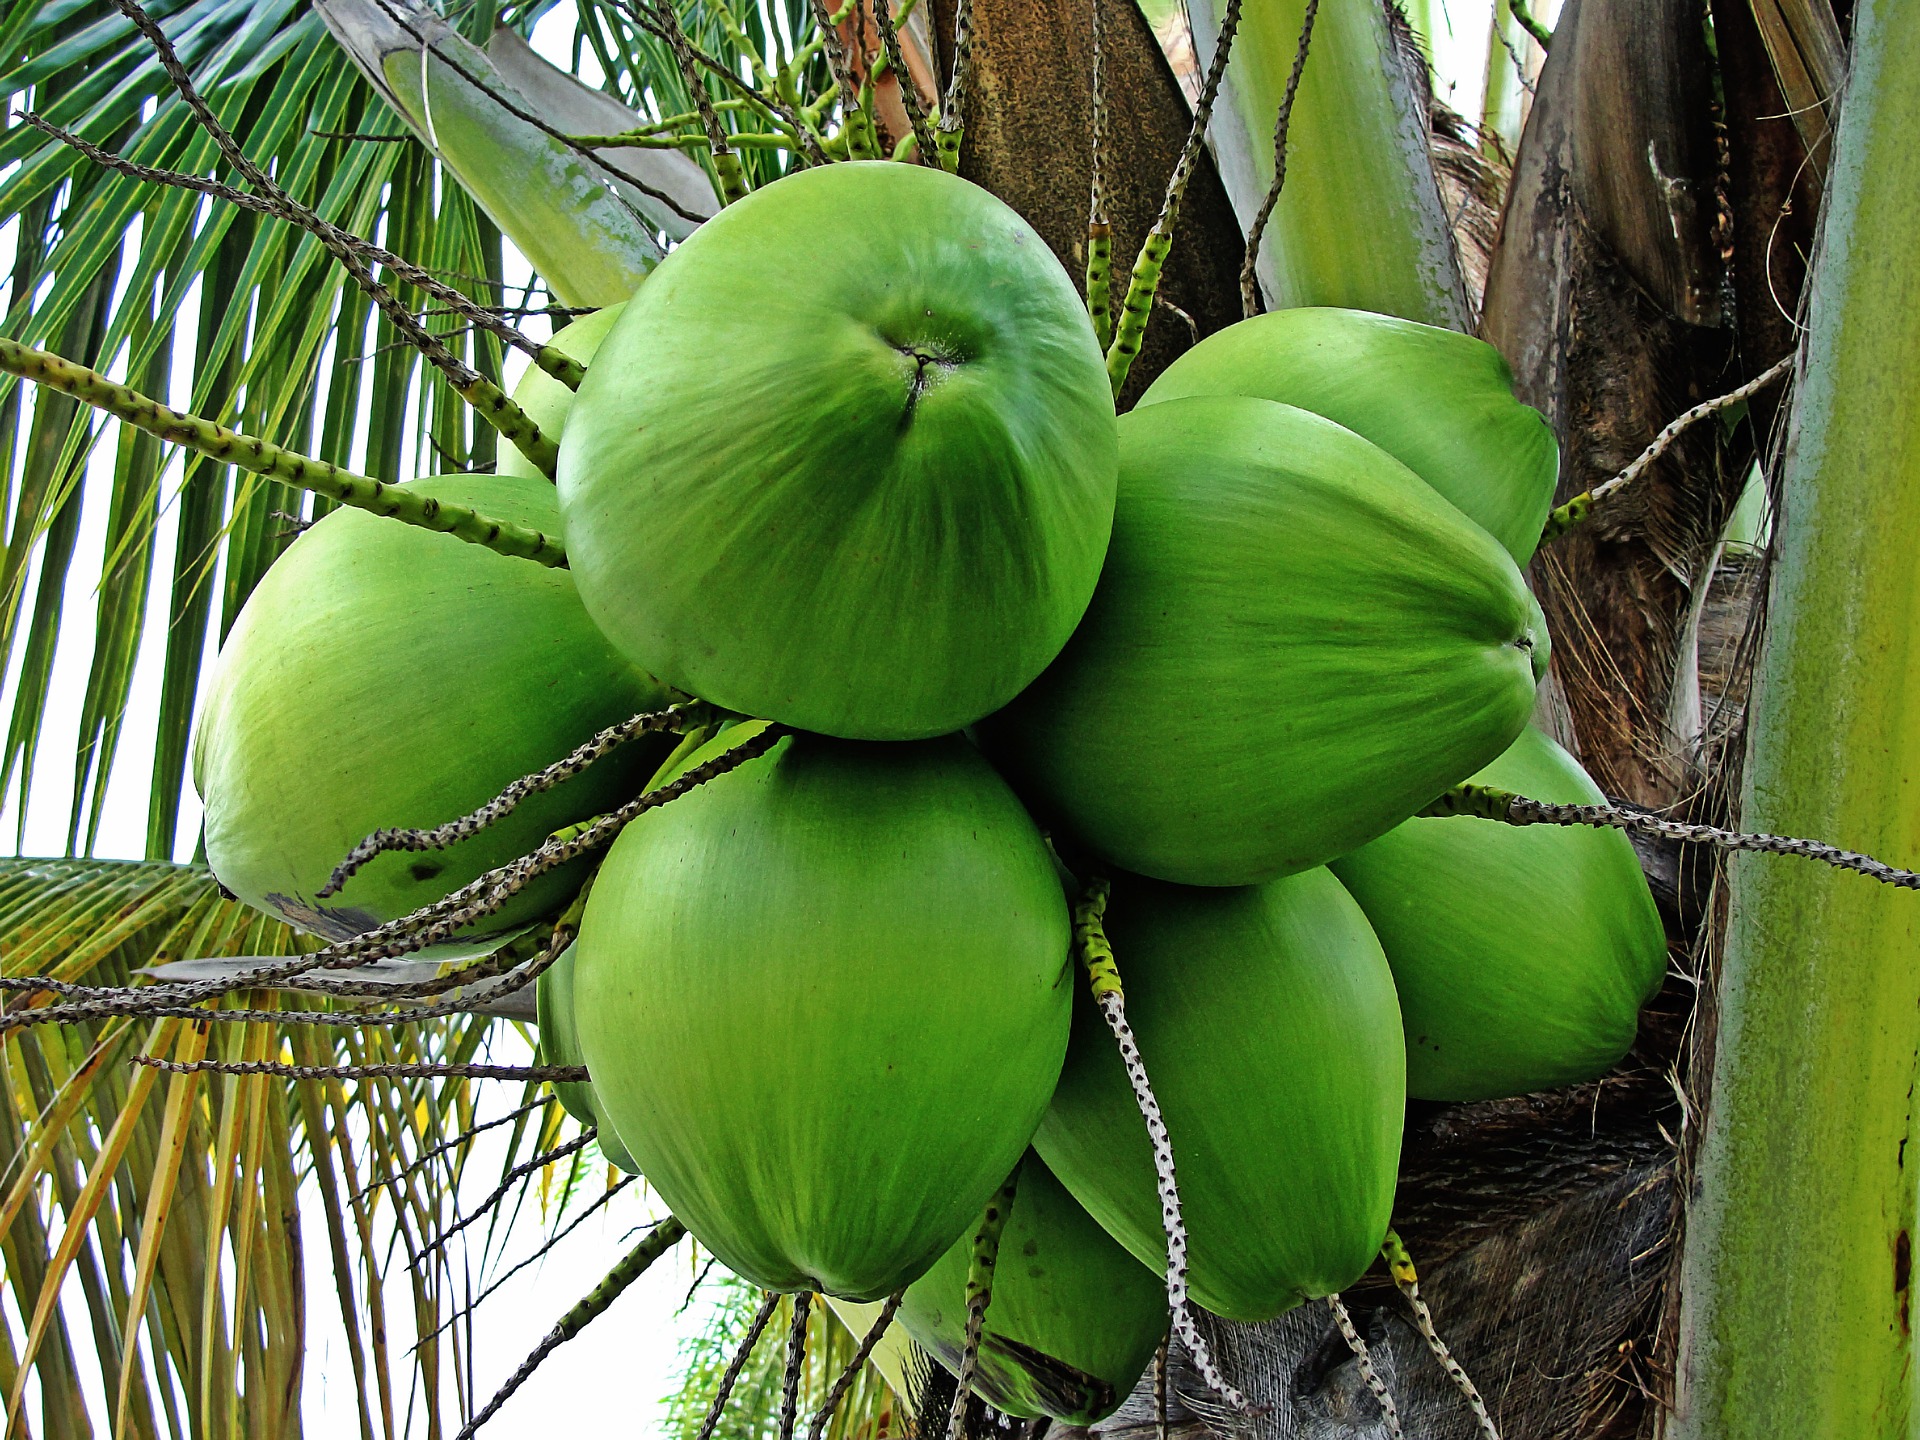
[[0, 339, 567, 566]]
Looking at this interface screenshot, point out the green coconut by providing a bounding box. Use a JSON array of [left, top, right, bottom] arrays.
[[194, 474, 669, 941], [897, 1150, 1166, 1424], [1139, 306, 1559, 565], [557, 160, 1118, 741], [572, 724, 1073, 1299], [497, 303, 627, 481], [535, 944, 641, 1174], [982, 395, 1544, 887], [1033, 869, 1404, 1323], [1329, 726, 1668, 1102]]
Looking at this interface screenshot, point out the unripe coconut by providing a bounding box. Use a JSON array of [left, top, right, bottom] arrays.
[[983, 395, 1544, 887], [1033, 869, 1404, 1322], [535, 945, 641, 1173], [558, 161, 1118, 740], [497, 302, 626, 480], [572, 724, 1073, 1298], [898, 1150, 1165, 1424], [1139, 307, 1559, 565], [194, 475, 670, 940], [1329, 726, 1667, 1102]]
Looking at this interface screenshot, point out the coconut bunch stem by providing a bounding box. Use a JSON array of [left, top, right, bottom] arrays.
[[130, 1056, 586, 1082], [1103, 0, 1245, 394], [456, 1219, 690, 1440], [871, 0, 943, 167], [778, 1292, 815, 1440], [1422, 783, 1920, 888], [808, 1292, 904, 1440], [320, 701, 714, 897], [108, 0, 563, 477], [0, 338, 569, 565], [1238, 0, 1320, 319], [696, 1292, 784, 1440], [1539, 355, 1793, 543], [11, 111, 588, 394], [1382, 1231, 1500, 1440], [1073, 879, 1250, 1414], [934, 0, 976, 170], [942, 1169, 1019, 1440], [417, 1130, 605, 1264], [1083, 0, 1112, 347], [1328, 1294, 1404, 1440]]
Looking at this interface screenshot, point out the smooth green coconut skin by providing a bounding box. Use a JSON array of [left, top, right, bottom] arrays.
[[983, 395, 1544, 887], [557, 161, 1118, 741], [1139, 306, 1559, 565], [194, 475, 668, 941], [535, 945, 641, 1173], [898, 1150, 1166, 1424], [1329, 726, 1668, 1102], [571, 725, 1074, 1299], [497, 303, 627, 480], [1033, 869, 1404, 1322]]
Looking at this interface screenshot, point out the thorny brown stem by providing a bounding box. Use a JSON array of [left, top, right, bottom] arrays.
[[806, 1291, 903, 1440], [131, 1057, 587, 1082], [1381, 1231, 1500, 1440], [934, 0, 974, 168], [871, 0, 941, 165], [1328, 1295, 1404, 1439], [413, 1130, 603, 1266], [694, 1292, 783, 1440], [11, 111, 588, 392], [320, 701, 712, 896], [455, 1219, 689, 1439], [1239, 0, 1319, 318], [1073, 879, 1250, 1413], [1420, 784, 1920, 888], [109, 0, 561, 477], [415, 1177, 638, 1349], [777, 1291, 814, 1440], [1540, 356, 1793, 541]]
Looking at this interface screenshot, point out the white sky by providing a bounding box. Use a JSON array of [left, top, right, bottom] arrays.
[[0, 0, 1554, 1431]]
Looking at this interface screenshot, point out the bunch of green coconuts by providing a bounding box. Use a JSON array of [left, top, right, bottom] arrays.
[[193, 160, 1664, 1424]]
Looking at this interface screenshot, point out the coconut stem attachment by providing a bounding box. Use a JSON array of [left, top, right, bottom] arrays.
[[14, 111, 588, 394], [778, 1293, 814, 1440], [807, 1292, 903, 1440], [419, 1131, 604, 1265], [1381, 1230, 1500, 1440], [806, 0, 882, 158], [129, 1057, 587, 1082], [1085, 0, 1113, 348], [1073, 879, 1251, 1414], [107, 0, 561, 474], [651, 0, 754, 204], [320, 702, 713, 897], [695, 1292, 784, 1440], [1538, 355, 1793, 543], [1421, 783, 1920, 889], [1103, 0, 1245, 394], [944, 1168, 1020, 1440], [934, 0, 975, 170], [1327, 1294, 1404, 1440], [0, 338, 568, 566], [455, 1218, 689, 1439], [1238, 0, 1319, 318], [870, 0, 942, 167], [1507, 0, 1553, 49]]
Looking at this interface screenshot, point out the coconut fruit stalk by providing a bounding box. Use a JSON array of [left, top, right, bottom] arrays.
[[1034, 868, 1404, 1322], [572, 724, 1073, 1299], [497, 302, 627, 481], [194, 474, 670, 941], [557, 160, 1119, 741], [898, 1150, 1166, 1424], [1330, 726, 1668, 1102], [1139, 306, 1560, 565], [984, 394, 1544, 887]]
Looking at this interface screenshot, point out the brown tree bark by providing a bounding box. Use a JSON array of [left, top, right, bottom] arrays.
[[927, 0, 1246, 405]]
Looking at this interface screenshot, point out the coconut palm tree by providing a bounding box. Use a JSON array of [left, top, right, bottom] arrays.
[[0, 0, 1910, 1434]]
